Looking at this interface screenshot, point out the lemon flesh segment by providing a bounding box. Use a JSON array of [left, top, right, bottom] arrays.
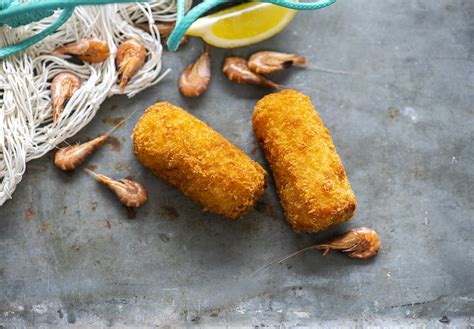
[[186, 2, 297, 48]]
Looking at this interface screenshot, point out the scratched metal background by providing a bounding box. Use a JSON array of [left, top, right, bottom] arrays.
[[1, 0, 473, 327]]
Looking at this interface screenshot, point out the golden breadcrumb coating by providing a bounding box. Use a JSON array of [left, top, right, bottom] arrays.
[[133, 102, 266, 220], [253, 90, 356, 233]]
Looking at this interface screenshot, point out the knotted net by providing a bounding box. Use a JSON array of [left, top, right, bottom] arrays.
[[0, 0, 192, 205]]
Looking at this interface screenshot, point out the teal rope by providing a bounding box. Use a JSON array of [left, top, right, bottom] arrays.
[[0, 0, 148, 59], [167, 0, 336, 51], [0, 0, 54, 27], [0, 7, 74, 58], [175, 0, 185, 25], [0, 0, 335, 57]]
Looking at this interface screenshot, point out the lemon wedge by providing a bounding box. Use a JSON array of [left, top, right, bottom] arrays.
[[186, 2, 297, 48]]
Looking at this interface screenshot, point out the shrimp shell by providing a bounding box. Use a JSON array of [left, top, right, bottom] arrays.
[[54, 135, 107, 170], [85, 169, 148, 208], [136, 21, 175, 39], [116, 38, 146, 90], [136, 22, 188, 46], [178, 45, 211, 97], [54, 109, 135, 171], [55, 38, 110, 63], [223, 57, 278, 89], [317, 227, 381, 259], [51, 72, 81, 123], [248, 51, 307, 74]]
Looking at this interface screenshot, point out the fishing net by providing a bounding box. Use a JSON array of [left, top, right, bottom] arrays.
[[0, 0, 192, 206]]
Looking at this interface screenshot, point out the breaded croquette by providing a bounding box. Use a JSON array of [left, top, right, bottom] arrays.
[[252, 90, 356, 233], [133, 102, 267, 220]]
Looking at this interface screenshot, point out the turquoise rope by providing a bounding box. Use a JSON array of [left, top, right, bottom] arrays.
[[0, 0, 54, 27], [0, 0, 335, 57], [0, 0, 148, 59], [175, 0, 185, 25], [0, 7, 74, 58], [167, 0, 336, 51]]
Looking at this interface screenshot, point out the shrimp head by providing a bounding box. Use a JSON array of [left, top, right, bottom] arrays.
[[51, 72, 81, 123], [116, 38, 146, 90], [55, 38, 110, 63]]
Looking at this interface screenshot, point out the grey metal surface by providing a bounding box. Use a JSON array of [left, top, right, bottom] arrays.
[[1, 0, 473, 327]]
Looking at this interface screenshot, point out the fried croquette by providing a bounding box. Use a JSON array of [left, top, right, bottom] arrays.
[[133, 102, 267, 220], [252, 90, 356, 233]]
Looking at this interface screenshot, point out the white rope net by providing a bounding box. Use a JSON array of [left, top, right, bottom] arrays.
[[0, 0, 192, 206]]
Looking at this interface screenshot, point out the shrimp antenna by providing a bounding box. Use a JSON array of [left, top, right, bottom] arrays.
[[305, 64, 354, 75], [84, 167, 102, 181], [276, 85, 323, 93], [204, 42, 211, 54], [55, 140, 72, 149], [251, 245, 319, 276], [103, 107, 139, 138]]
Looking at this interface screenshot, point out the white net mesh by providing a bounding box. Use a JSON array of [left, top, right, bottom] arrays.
[[0, 0, 192, 205]]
